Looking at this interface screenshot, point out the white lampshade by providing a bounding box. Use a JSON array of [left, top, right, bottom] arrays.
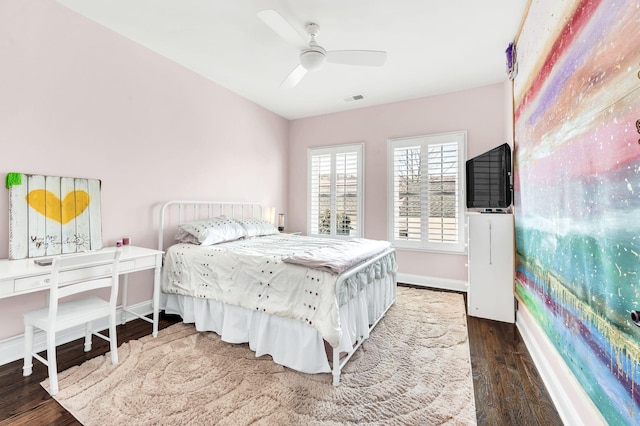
[[265, 207, 276, 225]]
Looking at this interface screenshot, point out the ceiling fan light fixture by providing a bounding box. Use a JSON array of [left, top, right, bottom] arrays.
[[300, 49, 326, 71]]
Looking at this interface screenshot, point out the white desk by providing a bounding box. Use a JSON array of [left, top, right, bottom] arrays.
[[0, 246, 163, 337]]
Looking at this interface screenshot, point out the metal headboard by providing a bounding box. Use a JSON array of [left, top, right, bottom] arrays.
[[158, 201, 263, 251]]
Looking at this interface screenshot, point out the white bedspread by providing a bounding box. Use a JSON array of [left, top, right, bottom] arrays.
[[161, 234, 394, 347]]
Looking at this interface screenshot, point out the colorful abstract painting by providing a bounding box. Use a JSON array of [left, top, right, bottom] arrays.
[[513, 0, 640, 423], [7, 173, 103, 259]]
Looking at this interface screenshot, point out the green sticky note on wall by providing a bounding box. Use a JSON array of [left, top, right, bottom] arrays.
[[6, 172, 22, 189]]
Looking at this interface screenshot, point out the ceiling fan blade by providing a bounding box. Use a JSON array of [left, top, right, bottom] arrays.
[[257, 9, 306, 47], [326, 50, 387, 67], [280, 64, 307, 88]]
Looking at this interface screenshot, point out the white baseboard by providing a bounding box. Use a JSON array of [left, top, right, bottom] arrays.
[[397, 272, 468, 293], [0, 301, 153, 367], [516, 299, 606, 426]]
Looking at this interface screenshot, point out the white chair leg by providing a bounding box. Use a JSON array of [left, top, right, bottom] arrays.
[[47, 331, 59, 396], [109, 314, 118, 364], [84, 321, 92, 352], [23, 323, 34, 376]]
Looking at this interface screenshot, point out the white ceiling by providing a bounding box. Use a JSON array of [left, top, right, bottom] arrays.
[[55, 0, 527, 120]]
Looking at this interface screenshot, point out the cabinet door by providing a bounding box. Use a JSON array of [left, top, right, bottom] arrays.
[[467, 214, 515, 323]]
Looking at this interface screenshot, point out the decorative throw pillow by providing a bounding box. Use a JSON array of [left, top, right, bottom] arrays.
[[177, 216, 248, 245], [173, 228, 200, 245], [237, 217, 280, 237]]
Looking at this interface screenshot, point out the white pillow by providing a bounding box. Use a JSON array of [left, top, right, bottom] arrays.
[[237, 217, 280, 237], [177, 216, 247, 245]]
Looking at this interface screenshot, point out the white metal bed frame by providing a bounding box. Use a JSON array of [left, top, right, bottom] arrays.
[[158, 200, 397, 385]]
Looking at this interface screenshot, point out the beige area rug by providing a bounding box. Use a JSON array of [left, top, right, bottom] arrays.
[[46, 287, 476, 425]]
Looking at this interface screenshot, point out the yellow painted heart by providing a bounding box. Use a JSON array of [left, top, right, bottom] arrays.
[[26, 190, 91, 224]]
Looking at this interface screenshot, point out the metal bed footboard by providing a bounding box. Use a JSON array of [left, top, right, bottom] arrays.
[[331, 247, 397, 385]]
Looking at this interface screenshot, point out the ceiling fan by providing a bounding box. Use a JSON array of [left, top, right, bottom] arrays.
[[257, 9, 387, 88]]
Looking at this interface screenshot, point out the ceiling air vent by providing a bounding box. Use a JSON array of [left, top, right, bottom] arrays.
[[342, 94, 365, 103]]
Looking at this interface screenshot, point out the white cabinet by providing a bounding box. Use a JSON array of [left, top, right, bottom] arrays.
[[467, 213, 515, 323]]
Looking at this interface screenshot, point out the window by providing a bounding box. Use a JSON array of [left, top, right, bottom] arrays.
[[308, 144, 363, 238], [387, 131, 466, 253]]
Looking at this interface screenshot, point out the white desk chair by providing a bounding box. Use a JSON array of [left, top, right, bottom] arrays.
[[23, 249, 122, 396]]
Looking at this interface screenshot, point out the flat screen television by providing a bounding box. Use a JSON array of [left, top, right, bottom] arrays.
[[466, 143, 512, 209]]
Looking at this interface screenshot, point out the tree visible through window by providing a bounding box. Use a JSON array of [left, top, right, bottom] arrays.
[[319, 209, 353, 235], [388, 132, 466, 253], [308, 144, 363, 238]]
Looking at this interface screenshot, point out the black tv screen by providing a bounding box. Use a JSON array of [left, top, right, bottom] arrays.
[[466, 143, 512, 209]]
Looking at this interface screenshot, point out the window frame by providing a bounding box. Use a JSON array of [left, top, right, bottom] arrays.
[[307, 143, 364, 238], [387, 131, 467, 253]]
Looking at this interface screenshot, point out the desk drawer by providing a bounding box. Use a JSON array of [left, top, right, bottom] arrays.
[[0, 280, 13, 296], [135, 255, 158, 270], [14, 260, 135, 292]]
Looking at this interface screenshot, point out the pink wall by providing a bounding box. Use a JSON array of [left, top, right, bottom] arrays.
[[288, 84, 508, 281], [0, 0, 510, 342], [0, 0, 289, 339]]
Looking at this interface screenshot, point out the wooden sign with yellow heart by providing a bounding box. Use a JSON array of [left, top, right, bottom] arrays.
[[26, 189, 91, 225], [7, 173, 103, 259]]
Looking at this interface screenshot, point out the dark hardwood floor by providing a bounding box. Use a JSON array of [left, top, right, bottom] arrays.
[[467, 315, 562, 425], [0, 295, 563, 425]]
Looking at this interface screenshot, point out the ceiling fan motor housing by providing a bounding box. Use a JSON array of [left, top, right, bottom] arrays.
[[300, 22, 326, 71]]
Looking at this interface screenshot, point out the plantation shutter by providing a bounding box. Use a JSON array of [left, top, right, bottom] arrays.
[[427, 142, 459, 243], [392, 146, 422, 241], [310, 154, 332, 235], [335, 152, 359, 235], [308, 144, 363, 238], [388, 132, 466, 253]]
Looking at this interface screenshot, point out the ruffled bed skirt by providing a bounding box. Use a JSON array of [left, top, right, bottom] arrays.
[[161, 272, 396, 375]]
